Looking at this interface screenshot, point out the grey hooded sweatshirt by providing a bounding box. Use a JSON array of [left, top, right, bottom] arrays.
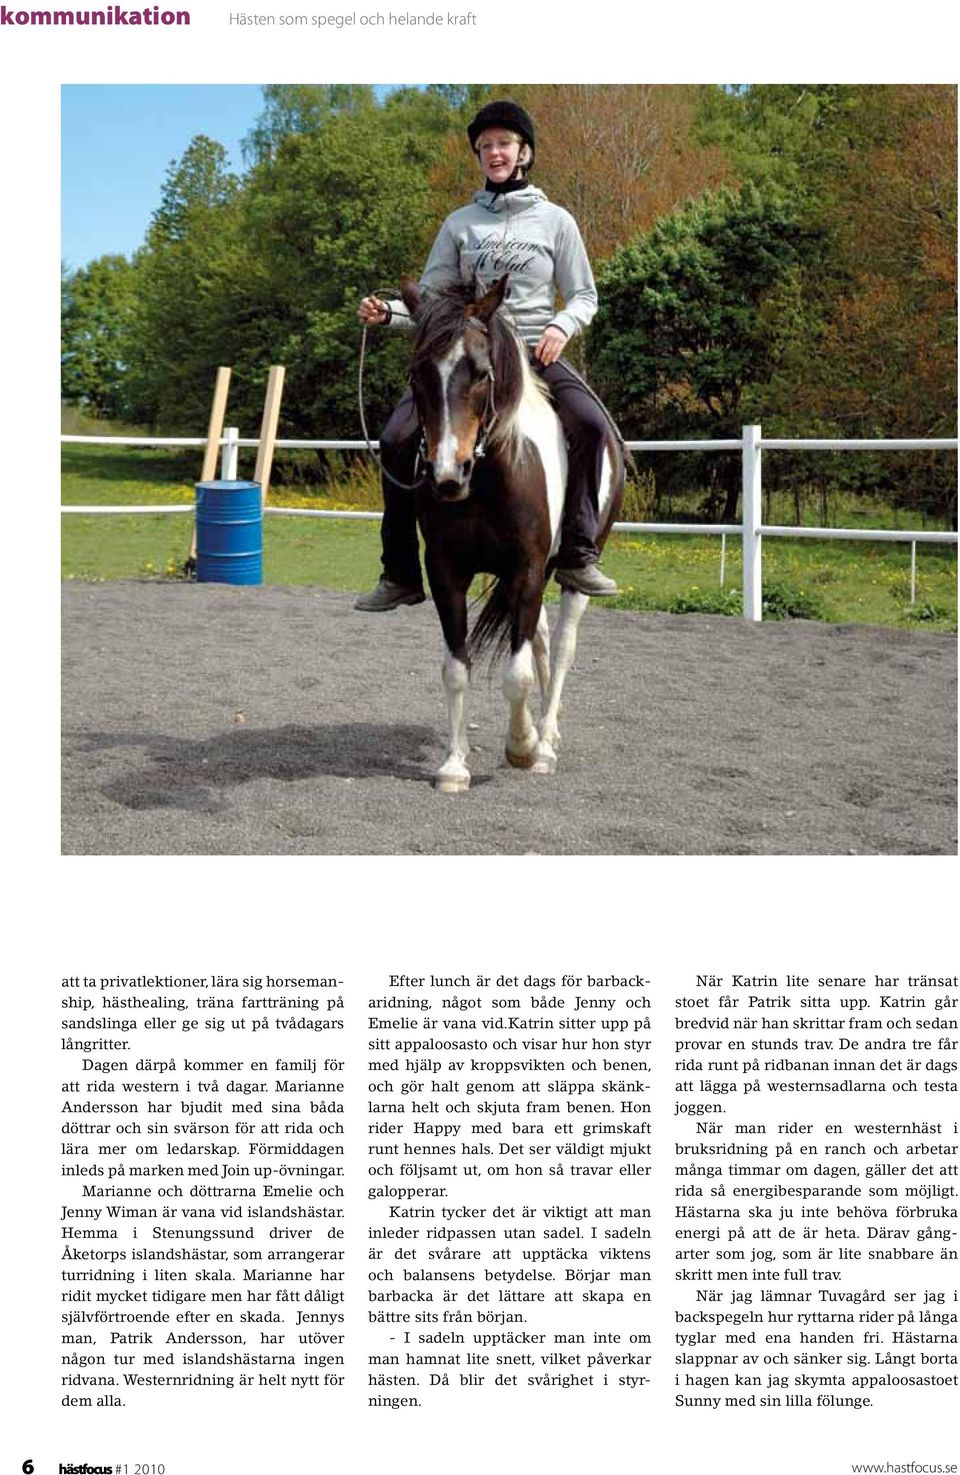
[[386, 184, 597, 346]]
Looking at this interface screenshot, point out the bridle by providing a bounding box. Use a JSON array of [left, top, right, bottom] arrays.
[[465, 318, 500, 464], [358, 305, 500, 493]]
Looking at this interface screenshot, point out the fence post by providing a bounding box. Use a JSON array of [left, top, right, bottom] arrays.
[[221, 427, 239, 481], [720, 532, 727, 588], [910, 540, 917, 605], [742, 424, 763, 622]]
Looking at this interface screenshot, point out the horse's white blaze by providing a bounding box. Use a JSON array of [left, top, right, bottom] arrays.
[[435, 338, 465, 482]]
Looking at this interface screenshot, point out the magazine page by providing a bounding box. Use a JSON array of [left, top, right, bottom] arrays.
[[3, 7, 959, 1475]]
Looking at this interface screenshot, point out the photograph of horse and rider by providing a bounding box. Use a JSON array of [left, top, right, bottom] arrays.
[[61, 84, 958, 854]]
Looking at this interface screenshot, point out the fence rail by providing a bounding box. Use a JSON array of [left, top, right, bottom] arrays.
[[61, 424, 958, 622]]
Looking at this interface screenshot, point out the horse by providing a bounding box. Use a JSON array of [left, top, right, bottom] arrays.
[[399, 274, 624, 794]]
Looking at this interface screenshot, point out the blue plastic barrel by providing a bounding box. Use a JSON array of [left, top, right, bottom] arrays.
[[195, 480, 262, 585]]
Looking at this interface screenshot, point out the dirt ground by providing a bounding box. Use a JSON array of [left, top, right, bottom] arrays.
[[61, 582, 957, 855]]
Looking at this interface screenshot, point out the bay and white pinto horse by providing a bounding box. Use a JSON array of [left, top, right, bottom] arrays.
[[400, 276, 624, 793]]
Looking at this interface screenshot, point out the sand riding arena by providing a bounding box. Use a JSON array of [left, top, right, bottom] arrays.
[[61, 582, 957, 855]]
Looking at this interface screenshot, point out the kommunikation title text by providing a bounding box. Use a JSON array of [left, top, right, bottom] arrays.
[[1, 5, 189, 22]]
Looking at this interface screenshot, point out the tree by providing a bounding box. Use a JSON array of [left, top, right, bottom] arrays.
[[125, 136, 246, 430], [505, 85, 731, 262], [589, 184, 816, 518], [61, 255, 138, 418], [426, 85, 731, 267], [816, 89, 955, 425], [242, 84, 377, 164], [695, 85, 957, 519], [63, 83, 955, 524], [235, 108, 441, 441], [695, 85, 857, 203], [150, 134, 239, 243]]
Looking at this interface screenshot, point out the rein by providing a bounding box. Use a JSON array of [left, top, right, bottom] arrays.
[[358, 313, 428, 492]]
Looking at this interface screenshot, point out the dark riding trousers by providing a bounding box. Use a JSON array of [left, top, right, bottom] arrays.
[[378, 357, 611, 587]]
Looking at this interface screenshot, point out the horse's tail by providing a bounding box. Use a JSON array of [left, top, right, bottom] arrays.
[[468, 578, 513, 665]]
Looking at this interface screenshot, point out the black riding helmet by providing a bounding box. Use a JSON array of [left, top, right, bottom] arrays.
[[467, 100, 536, 168]]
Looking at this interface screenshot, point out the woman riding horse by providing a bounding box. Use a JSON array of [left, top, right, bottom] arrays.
[[355, 98, 619, 610]]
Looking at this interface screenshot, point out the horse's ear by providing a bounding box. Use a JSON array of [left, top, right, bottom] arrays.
[[400, 276, 423, 318], [469, 275, 509, 324]]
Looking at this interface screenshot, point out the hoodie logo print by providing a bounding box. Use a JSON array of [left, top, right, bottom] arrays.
[[472, 235, 552, 280]]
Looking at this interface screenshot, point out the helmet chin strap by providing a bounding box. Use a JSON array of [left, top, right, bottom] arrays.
[[484, 167, 528, 194]]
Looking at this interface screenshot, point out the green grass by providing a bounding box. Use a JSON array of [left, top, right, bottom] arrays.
[[61, 442, 957, 631], [604, 533, 957, 628]]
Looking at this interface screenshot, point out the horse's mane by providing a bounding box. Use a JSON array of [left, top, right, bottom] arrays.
[[411, 283, 480, 361], [412, 285, 548, 469]]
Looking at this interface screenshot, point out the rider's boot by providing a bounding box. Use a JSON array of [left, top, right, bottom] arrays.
[[554, 559, 619, 597], [355, 578, 426, 612], [355, 433, 426, 611]]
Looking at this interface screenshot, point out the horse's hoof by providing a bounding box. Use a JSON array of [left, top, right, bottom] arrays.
[[435, 771, 470, 794], [506, 745, 537, 770], [531, 742, 557, 775]]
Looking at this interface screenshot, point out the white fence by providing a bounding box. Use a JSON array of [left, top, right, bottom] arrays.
[[61, 424, 958, 622]]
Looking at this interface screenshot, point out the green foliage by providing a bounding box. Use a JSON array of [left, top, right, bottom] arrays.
[[694, 84, 957, 518], [61, 439, 957, 629], [590, 182, 817, 518], [96, 99, 460, 442], [668, 587, 743, 616], [609, 577, 825, 621], [150, 135, 239, 244], [620, 470, 657, 522], [237, 109, 439, 440], [901, 601, 951, 625], [590, 183, 815, 436], [61, 84, 956, 531], [125, 137, 246, 431], [61, 255, 138, 418], [695, 85, 859, 205], [760, 581, 826, 621], [242, 84, 378, 164]]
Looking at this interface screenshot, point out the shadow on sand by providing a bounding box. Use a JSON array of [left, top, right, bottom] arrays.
[[64, 721, 461, 811]]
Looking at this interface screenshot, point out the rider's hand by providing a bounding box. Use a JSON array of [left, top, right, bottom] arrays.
[[358, 296, 390, 326], [533, 326, 568, 366]]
